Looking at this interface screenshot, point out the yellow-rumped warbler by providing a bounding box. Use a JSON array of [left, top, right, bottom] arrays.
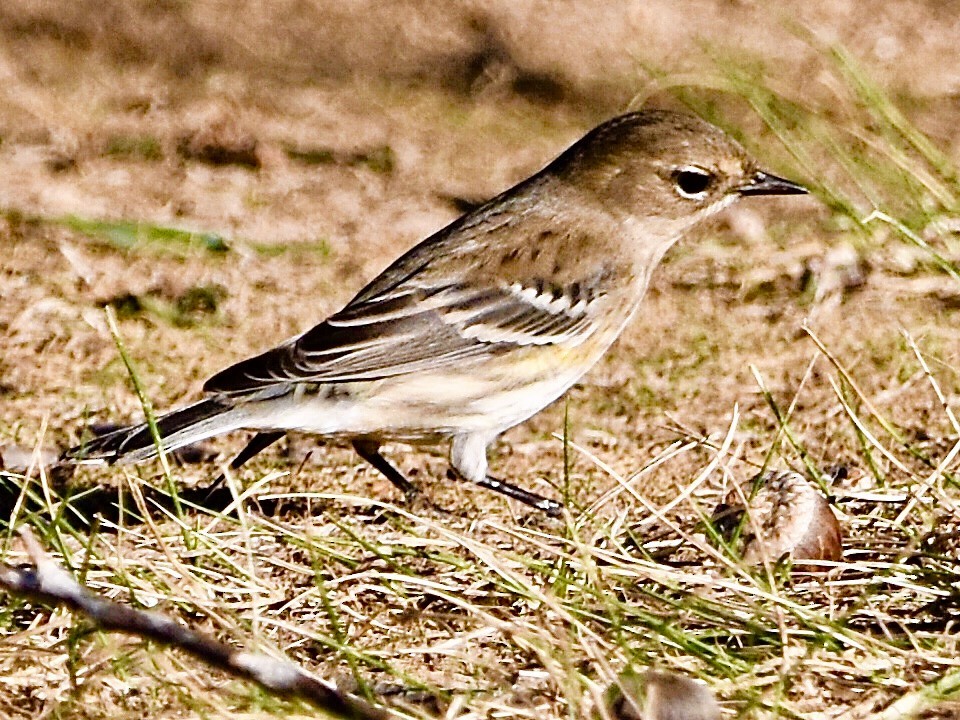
[[67, 110, 806, 516]]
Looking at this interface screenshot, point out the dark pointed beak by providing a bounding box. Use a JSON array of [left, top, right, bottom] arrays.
[[737, 170, 807, 196]]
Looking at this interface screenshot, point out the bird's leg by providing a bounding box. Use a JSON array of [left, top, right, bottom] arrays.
[[449, 433, 563, 517], [446, 469, 563, 517], [352, 439, 420, 501], [210, 431, 286, 487]]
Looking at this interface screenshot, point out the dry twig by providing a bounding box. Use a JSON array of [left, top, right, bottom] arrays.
[[0, 527, 388, 720]]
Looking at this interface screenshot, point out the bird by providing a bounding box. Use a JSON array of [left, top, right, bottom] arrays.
[[65, 109, 806, 517]]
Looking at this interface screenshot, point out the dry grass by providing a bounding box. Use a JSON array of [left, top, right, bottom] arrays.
[[3, 3, 960, 719]]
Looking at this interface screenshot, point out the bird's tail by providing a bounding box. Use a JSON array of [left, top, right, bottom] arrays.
[[64, 397, 248, 465]]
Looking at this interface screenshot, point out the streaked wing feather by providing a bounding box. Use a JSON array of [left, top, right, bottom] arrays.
[[204, 281, 602, 394]]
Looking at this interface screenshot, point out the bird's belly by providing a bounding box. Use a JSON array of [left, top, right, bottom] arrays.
[[366, 362, 588, 434], [245, 344, 602, 441]]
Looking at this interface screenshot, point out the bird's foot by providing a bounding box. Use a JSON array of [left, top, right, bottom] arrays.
[[446, 468, 563, 518]]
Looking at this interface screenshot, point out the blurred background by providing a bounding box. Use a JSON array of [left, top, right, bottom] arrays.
[[2, 0, 960, 246]]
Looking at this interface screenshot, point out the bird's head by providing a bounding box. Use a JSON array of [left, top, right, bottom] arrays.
[[552, 110, 806, 238]]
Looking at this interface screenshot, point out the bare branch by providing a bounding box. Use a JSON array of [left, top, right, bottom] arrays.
[[0, 528, 389, 720]]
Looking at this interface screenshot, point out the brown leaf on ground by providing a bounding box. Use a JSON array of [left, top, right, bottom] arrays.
[[713, 471, 843, 566], [0, 443, 60, 474], [603, 669, 720, 720]]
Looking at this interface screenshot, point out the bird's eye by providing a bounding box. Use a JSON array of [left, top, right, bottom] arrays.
[[673, 166, 714, 198]]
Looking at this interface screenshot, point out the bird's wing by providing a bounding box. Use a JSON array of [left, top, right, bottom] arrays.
[[203, 273, 606, 394]]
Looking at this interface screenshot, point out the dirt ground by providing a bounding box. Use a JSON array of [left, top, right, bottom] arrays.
[[3, 2, 960, 719]]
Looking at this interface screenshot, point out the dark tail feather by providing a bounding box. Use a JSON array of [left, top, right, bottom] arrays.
[[64, 397, 245, 465]]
